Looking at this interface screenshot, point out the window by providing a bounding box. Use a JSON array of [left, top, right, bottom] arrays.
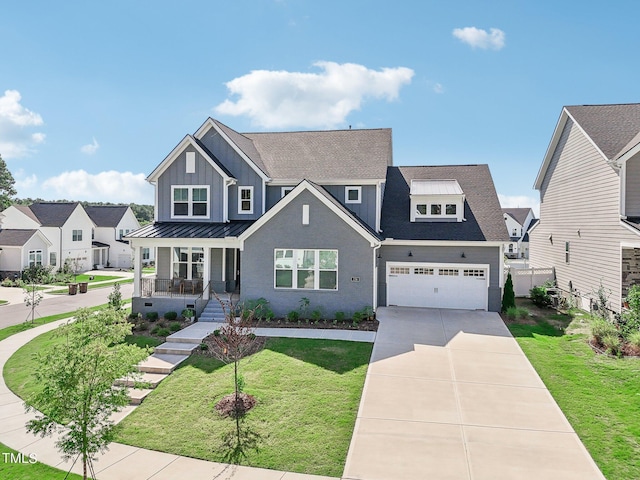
[[416, 204, 427, 215], [390, 266, 410, 275], [50, 252, 57, 266], [508, 244, 514, 253], [414, 267, 434, 275], [439, 268, 459, 276], [345, 186, 362, 204], [28, 250, 42, 267], [172, 247, 203, 279], [430, 204, 442, 215], [238, 186, 253, 214], [281, 187, 294, 198], [512, 228, 518, 236], [171, 186, 209, 218], [274, 249, 338, 290], [72, 229, 82, 241], [463, 269, 485, 278], [446, 204, 457, 215], [142, 248, 150, 260], [565, 242, 570, 264]]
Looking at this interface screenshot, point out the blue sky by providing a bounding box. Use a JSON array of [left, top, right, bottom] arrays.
[[2, 1, 639, 213]]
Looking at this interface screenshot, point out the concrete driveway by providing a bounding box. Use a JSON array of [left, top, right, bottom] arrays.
[[343, 307, 605, 480]]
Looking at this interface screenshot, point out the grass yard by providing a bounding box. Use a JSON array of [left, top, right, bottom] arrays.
[[53, 274, 122, 285], [0, 441, 83, 480], [114, 338, 371, 477], [507, 299, 640, 480], [48, 278, 133, 295]]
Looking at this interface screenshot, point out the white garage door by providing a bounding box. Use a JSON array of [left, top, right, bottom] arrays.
[[387, 262, 489, 310]]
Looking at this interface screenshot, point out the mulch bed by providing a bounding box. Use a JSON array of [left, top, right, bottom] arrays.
[[247, 318, 379, 331], [215, 392, 257, 417]]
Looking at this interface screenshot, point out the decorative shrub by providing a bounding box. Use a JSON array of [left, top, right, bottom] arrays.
[[311, 308, 323, 321], [164, 311, 178, 321], [361, 306, 374, 320], [517, 307, 530, 319], [1, 278, 13, 287], [601, 333, 622, 356], [502, 272, 516, 312], [199, 343, 208, 350], [150, 325, 160, 335], [128, 312, 139, 321], [286, 310, 300, 322], [627, 331, 640, 348], [169, 322, 181, 332], [145, 312, 159, 322], [334, 311, 345, 321], [136, 321, 148, 332], [155, 327, 171, 337], [590, 318, 618, 344], [506, 306, 518, 320], [617, 285, 640, 338], [530, 285, 552, 308], [243, 298, 273, 321], [181, 308, 194, 320], [352, 311, 364, 324]]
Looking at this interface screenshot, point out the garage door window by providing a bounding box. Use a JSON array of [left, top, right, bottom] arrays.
[[390, 266, 410, 275], [439, 268, 459, 276], [414, 267, 434, 275], [275, 249, 338, 290], [463, 269, 485, 277]]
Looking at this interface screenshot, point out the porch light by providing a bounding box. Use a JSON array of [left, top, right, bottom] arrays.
[[461, 252, 466, 258], [408, 251, 413, 257]]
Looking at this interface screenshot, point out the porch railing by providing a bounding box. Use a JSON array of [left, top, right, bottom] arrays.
[[140, 277, 205, 297]]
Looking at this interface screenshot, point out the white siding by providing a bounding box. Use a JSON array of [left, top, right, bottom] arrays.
[[530, 118, 640, 311], [625, 154, 640, 216]]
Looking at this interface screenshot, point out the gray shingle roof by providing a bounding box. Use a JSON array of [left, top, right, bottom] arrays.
[[28, 202, 80, 227], [212, 120, 268, 175], [381, 165, 509, 242], [566, 104, 640, 160], [242, 127, 392, 181], [15, 205, 40, 224], [0, 229, 39, 246], [85, 205, 129, 228], [126, 221, 255, 239], [502, 208, 532, 226]]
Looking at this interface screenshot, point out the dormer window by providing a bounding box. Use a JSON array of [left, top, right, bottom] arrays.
[[410, 179, 464, 222], [345, 186, 362, 204]]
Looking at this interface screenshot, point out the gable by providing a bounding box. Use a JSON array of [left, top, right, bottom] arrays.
[[85, 205, 129, 228], [0, 206, 41, 229], [28, 202, 82, 227]]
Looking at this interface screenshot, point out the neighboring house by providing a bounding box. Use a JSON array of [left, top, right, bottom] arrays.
[[0, 229, 52, 278], [502, 207, 536, 259], [85, 205, 152, 269], [530, 103, 640, 312], [126, 118, 508, 317]]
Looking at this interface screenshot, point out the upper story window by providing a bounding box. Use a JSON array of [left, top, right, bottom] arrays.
[[410, 179, 464, 222], [238, 186, 254, 214], [281, 186, 294, 198], [72, 229, 83, 241], [171, 185, 209, 218], [345, 186, 362, 204], [512, 228, 518, 236]]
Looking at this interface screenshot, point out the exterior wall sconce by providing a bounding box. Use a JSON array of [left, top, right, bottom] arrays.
[[548, 234, 553, 244], [408, 251, 413, 257], [461, 252, 466, 258]]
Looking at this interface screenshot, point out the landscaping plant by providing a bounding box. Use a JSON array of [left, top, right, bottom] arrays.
[[530, 283, 552, 308], [502, 272, 516, 312], [107, 282, 123, 310], [24, 307, 149, 480]]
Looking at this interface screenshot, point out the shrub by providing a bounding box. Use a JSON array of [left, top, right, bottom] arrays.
[[627, 331, 640, 348], [169, 322, 181, 332], [517, 307, 530, 319], [22, 264, 54, 284], [334, 311, 345, 321], [181, 308, 194, 320], [164, 311, 178, 321], [155, 327, 171, 338], [286, 310, 299, 322], [311, 308, 323, 321], [145, 312, 159, 322], [128, 312, 139, 321], [530, 285, 552, 308], [590, 318, 618, 344], [150, 325, 160, 335], [601, 333, 622, 356], [1, 278, 13, 287], [136, 321, 148, 332], [352, 311, 364, 324], [361, 306, 374, 320], [506, 306, 518, 320], [502, 272, 516, 312], [618, 285, 640, 338], [244, 298, 273, 321], [199, 343, 208, 351]]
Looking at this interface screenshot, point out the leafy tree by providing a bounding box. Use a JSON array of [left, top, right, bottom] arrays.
[[107, 282, 123, 310], [23, 284, 43, 324], [25, 308, 150, 480], [0, 154, 17, 210], [502, 272, 516, 312]]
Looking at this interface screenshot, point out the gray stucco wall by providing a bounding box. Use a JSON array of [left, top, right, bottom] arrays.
[[378, 244, 502, 312], [157, 146, 225, 222], [241, 190, 375, 317]]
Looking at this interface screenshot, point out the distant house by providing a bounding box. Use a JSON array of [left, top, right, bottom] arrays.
[[85, 205, 151, 269], [502, 208, 537, 259], [530, 103, 640, 312], [0, 229, 52, 278], [126, 118, 508, 318]]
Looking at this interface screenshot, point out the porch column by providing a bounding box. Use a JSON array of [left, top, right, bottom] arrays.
[[133, 244, 142, 297], [203, 247, 210, 300]]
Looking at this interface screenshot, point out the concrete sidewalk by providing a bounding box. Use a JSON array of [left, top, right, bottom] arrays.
[[0, 319, 336, 480], [343, 307, 606, 480]]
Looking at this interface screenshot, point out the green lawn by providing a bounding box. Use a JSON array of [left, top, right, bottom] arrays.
[[0, 441, 83, 480], [115, 338, 370, 477], [47, 278, 133, 295], [508, 303, 640, 480], [53, 274, 122, 285]]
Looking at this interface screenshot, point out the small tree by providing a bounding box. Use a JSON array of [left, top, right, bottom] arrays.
[[25, 307, 149, 480], [107, 282, 123, 310], [502, 272, 516, 312], [23, 284, 43, 324]]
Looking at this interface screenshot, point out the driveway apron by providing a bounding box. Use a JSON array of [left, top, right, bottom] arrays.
[[342, 307, 605, 480]]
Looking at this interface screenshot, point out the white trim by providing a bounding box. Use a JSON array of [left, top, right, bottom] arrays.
[[193, 118, 270, 182], [345, 186, 362, 204], [268, 178, 384, 187], [261, 179, 266, 215], [238, 186, 254, 215], [382, 239, 505, 247], [621, 161, 627, 216], [373, 244, 381, 309], [170, 185, 210, 219], [239, 180, 380, 248], [147, 135, 235, 183], [302, 204, 309, 225], [281, 186, 294, 198], [273, 248, 338, 291], [185, 152, 196, 173], [129, 237, 241, 249], [619, 219, 640, 237], [375, 181, 383, 233], [222, 247, 226, 282]]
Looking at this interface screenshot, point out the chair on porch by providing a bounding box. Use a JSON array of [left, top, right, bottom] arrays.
[[170, 277, 184, 294], [191, 278, 203, 294]]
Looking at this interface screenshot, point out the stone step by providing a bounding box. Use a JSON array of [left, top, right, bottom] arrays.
[[154, 342, 199, 355], [137, 353, 189, 374], [115, 372, 168, 388], [129, 388, 154, 405], [166, 322, 222, 343]]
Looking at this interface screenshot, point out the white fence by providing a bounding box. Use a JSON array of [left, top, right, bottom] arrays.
[[507, 267, 555, 297]]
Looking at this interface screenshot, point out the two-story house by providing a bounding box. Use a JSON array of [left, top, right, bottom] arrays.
[[530, 103, 640, 312], [127, 118, 508, 317], [502, 208, 537, 259]]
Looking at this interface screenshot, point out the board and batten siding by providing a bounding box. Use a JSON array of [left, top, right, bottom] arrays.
[[156, 147, 225, 222], [530, 118, 640, 311]]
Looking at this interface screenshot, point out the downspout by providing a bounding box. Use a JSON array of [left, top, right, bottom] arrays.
[[372, 243, 381, 311]]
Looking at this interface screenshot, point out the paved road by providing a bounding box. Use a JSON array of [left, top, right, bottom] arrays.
[[343, 307, 606, 480], [0, 283, 134, 329]]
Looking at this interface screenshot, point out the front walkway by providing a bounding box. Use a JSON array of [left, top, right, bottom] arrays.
[[343, 307, 606, 480]]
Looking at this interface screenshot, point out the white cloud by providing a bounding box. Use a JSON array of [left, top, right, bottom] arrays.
[[215, 61, 415, 129], [15, 173, 38, 190], [452, 27, 505, 50], [498, 193, 540, 217], [433, 83, 444, 94], [42, 170, 153, 204], [80, 137, 100, 155], [0, 90, 45, 158]]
